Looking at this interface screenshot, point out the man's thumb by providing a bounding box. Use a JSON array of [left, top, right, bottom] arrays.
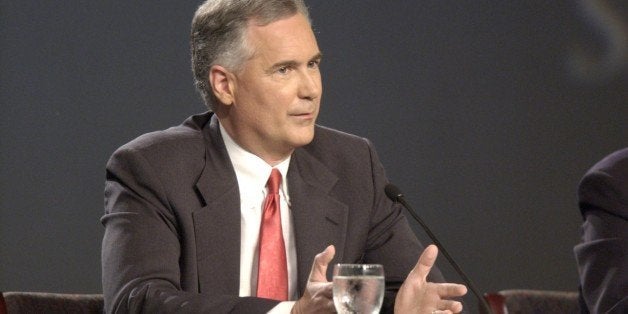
[[309, 245, 335, 282]]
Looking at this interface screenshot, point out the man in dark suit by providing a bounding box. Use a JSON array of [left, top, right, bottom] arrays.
[[101, 0, 467, 313], [574, 147, 628, 314]]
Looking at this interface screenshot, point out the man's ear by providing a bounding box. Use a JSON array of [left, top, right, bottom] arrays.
[[209, 65, 235, 105]]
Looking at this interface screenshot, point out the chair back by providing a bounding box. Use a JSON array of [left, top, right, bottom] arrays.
[[482, 289, 580, 314], [0, 291, 103, 314]]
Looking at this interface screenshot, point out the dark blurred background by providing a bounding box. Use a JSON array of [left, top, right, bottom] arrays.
[[1, 0, 626, 311]]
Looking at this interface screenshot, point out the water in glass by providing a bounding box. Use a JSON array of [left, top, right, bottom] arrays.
[[333, 264, 384, 314]]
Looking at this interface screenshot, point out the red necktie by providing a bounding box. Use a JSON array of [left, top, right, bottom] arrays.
[[256, 168, 288, 300]]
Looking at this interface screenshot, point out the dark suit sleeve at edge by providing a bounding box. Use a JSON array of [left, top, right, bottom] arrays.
[[574, 150, 628, 314]]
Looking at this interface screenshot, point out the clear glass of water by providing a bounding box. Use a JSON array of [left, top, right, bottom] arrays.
[[333, 264, 385, 314]]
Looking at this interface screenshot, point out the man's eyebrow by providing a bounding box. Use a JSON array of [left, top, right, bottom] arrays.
[[272, 60, 298, 69], [310, 52, 323, 61], [266, 52, 323, 73]]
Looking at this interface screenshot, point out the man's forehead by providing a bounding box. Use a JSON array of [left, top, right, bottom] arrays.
[[246, 13, 314, 40], [245, 14, 319, 59]]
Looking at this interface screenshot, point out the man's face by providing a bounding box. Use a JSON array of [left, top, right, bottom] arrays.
[[221, 13, 322, 164]]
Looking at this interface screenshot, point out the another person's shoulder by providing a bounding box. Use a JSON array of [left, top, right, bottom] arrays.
[[581, 147, 628, 187], [578, 147, 628, 218], [587, 147, 628, 175]]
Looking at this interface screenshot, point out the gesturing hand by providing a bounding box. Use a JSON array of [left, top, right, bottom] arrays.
[[395, 245, 468, 314], [291, 245, 336, 314]]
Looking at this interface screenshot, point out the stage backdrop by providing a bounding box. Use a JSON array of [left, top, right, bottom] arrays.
[[2, 1, 626, 310]]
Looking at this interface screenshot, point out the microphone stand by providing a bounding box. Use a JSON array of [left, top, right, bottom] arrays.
[[385, 184, 493, 314]]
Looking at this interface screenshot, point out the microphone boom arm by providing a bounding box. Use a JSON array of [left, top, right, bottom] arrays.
[[385, 184, 493, 314]]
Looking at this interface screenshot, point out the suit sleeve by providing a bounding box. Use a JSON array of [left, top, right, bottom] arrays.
[[101, 145, 278, 314], [574, 158, 628, 314]]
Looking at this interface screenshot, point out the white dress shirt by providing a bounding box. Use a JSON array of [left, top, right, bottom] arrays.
[[219, 123, 297, 312]]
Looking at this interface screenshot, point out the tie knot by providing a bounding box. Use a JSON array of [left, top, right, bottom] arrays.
[[266, 168, 281, 194]]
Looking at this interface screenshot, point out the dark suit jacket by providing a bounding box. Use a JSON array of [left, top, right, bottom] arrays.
[[102, 112, 444, 313], [574, 147, 628, 314]]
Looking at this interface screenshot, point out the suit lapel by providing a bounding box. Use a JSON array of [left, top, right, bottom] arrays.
[[189, 115, 349, 296], [192, 114, 241, 295], [288, 148, 349, 293]]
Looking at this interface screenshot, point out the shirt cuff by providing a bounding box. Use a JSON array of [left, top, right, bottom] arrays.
[[267, 301, 296, 314]]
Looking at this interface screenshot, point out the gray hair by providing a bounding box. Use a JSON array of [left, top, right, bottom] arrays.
[[191, 0, 310, 110]]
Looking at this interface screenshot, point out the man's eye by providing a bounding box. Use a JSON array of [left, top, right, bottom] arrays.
[[277, 66, 289, 74], [308, 60, 320, 68]]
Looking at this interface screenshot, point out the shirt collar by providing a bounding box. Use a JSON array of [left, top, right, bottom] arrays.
[[219, 121, 291, 197]]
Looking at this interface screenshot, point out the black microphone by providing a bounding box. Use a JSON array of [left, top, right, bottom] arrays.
[[385, 183, 493, 314]]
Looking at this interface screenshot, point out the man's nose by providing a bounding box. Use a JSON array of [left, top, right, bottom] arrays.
[[297, 70, 321, 100]]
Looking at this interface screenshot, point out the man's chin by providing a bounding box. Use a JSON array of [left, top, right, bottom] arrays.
[[289, 130, 315, 148]]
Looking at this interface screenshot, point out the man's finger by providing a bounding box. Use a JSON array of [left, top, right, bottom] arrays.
[[435, 283, 468, 298], [309, 245, 335, 282], [408, 244, 438, 281], [437, 299, 464, 313]]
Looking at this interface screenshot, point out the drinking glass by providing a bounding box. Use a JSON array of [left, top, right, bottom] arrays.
[[333, 264, 384, 314]]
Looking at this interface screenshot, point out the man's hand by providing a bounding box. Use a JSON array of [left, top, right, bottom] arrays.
[[395, 245, 468, 314], [291, 245, 336, 314]]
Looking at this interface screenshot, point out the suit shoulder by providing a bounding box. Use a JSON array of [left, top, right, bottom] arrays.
[[582, 147, 628, 187], [579, 147, 628, 218], [310, 125, 371, 148], [109, 113, 209, 165], [589, 148, 628, 175], [301, 125, 377, 170]]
